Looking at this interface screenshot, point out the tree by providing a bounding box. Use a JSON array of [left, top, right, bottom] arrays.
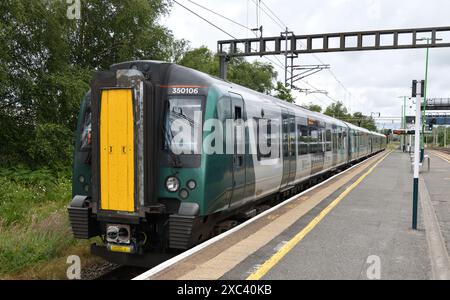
[[301, 103, 322, 113], [349, 112, 377, 131], [323, 101, 378, 131], [179, 46, 218, 75], [0, 0, 181, 170], [273, 82, 295, 103], [324, 101, 349, 120]]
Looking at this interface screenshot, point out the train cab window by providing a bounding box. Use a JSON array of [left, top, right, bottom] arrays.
[[80, 109, 92, 151], [164, 98, 203, 155]]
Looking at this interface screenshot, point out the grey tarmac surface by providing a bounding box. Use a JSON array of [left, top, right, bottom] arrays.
[[223, 152, 433, 280], [424, 151, 450, 257]]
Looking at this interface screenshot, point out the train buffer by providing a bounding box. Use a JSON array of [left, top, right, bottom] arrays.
[[135, 150, 450, 280]]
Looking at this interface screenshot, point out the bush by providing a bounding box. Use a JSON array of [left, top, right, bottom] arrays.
[[0, 168, 75, 276], [26, 124, 74, 172], [0, 169, 71, 227]]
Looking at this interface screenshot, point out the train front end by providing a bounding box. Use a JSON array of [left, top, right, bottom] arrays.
[[68, 61, 210, 266]]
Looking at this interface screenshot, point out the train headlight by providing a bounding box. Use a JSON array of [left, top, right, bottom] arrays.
[[106, 225, 131, 244], [106, 226, 119, 242], [179, 189, 189, 199], [118, 227, 130, 244], [187, 180, 197, 190], [166, 176, 180, 192]]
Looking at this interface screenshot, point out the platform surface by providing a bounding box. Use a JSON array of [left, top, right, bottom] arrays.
[[138, 150, 450, 280], [223, 151, 443, 280], [425, 151, 450, 256]]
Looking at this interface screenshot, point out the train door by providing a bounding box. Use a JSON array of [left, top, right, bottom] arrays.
[[100, 89, 135, 212], [332, 127, 338, 166], [288, 116, 297, 184], [229, 93, 246, 206], [280, 110, 296, 189], [310, 124, 325, 175]]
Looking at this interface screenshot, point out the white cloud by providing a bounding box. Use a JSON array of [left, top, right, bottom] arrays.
[[162, 0, 450, 128]]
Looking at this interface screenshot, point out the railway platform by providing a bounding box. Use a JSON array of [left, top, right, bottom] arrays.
[[135, 150, 450, 280]]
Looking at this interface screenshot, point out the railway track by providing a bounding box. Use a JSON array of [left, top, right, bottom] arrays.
[[436, 148, 450, 155]]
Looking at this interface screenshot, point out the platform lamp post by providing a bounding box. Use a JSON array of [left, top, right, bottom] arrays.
[[412, 80, 425, 230], [417, 37, 443, 161]]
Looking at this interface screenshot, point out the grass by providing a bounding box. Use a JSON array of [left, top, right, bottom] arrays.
[[0, 168, 102, 279]]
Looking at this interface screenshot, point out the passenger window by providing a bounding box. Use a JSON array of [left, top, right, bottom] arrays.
[[290, 119, 296, 157], [326, 129, 332, 152], [297, 124, 308, 155], [310, 128, 319, 153], [282, 119, 289, 157]]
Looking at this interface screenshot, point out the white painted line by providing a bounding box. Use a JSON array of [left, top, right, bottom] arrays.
[[133, 152, 385, 280]]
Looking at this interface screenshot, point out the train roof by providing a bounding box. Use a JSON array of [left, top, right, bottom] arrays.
[[108, 61, 386, 138]]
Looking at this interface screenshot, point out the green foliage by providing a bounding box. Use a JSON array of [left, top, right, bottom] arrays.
[[381, 129, 392, 136], [350, 112, 377, 131], [228, 58, 276, 94], [0, 168, 75, 274], [273, 82, 295, 103], [0, 220, 76, 275], [27, 124, 75, 172], [323, 101, 377, 131], [324, 101, 349, 119], [301, 102, 322, 113], [0, 0, 179, 170], [425, 127, 450, 147], [179, 46, 277, 94], [179, 46, 218, 75], [0, 169, 71, 226]]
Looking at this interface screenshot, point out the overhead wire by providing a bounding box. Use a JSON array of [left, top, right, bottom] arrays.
[[173, 0, 237, 40], [175, 0, 342, 108], [174, 0, 286, 71], [256, 0, 353, 106], [186, 0, 251, 31], [179, 0, 287, 71]]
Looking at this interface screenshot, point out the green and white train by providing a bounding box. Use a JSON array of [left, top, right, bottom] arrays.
[[68, 61, 386, 266]]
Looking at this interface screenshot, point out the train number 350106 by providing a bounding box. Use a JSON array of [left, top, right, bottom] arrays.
[[171, 87, 200, 95]]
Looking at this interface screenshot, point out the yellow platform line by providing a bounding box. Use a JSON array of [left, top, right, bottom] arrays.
[[431, 151, 450, 164], [247, 151, 392, 280]]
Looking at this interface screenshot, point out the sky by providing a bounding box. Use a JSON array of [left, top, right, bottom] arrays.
[[161, 0, 450, 129]]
